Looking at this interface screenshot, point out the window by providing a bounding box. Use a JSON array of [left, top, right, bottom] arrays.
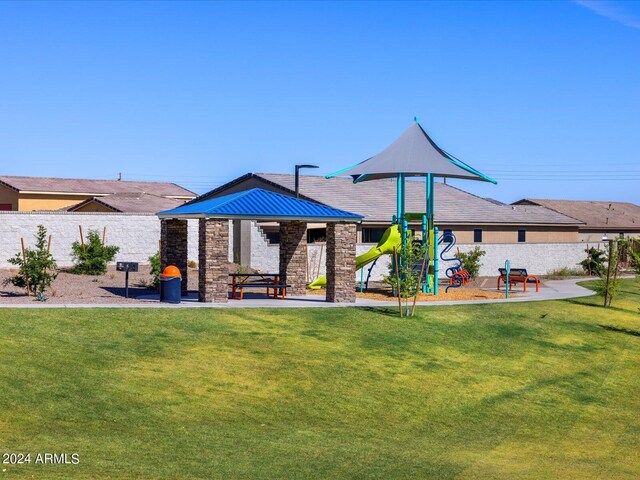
[[0, 204, 11, 211], [473, 229, 483, 243], [307, 228, 326, 243], [518, 229, 526, 243], [362, 227, 387, 243]]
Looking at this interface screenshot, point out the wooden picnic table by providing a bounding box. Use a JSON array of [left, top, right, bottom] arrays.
[[228, 273, 289, 300]]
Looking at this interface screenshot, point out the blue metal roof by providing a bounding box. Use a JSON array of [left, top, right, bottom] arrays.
[[157, 188, 363, 222]]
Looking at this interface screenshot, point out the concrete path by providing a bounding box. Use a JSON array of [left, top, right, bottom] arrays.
[[0, 278, 597, 308]]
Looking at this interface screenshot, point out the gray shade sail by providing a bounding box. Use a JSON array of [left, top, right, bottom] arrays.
[[327, 122, 496, 184]]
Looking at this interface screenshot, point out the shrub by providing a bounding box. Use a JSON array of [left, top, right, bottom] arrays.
[[457, 247, 485, 278], [70, 229, 119, 275], [149, 251, 161, 289], [4, 225, 57, 300], [580, 247, 606, 276], [545, 267, 585, 279], [628, 239, 640, 275]]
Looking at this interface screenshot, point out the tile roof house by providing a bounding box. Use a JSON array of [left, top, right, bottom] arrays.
[[67, 192, 187, 213], [513, 199, 640, 242], [0, 175, 195, 212], [196, 173, 583, 244]]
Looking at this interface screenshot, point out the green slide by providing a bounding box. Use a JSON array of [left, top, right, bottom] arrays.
[[307, 224, 402, 289]]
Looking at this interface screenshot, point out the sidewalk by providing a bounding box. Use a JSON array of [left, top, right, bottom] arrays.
[[0, 278, 596, 308]]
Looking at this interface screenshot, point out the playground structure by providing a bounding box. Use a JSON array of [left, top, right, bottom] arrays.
[[312, 118, 496, 295]]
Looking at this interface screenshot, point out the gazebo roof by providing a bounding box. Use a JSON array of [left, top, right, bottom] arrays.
[[327, 121, 496, 184], [157, 187, 363, 222]]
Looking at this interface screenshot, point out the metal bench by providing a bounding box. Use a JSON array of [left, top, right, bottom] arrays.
[[497, 268, 539, 293]]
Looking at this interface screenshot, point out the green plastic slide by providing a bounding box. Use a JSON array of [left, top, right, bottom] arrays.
[[307, 224, 402, 289]]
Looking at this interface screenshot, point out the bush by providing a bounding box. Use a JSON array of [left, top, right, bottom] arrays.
[[149, 251, 161, 289], [628, 239, 640, 275], [546, 267, 585, 279], [4, 225, 57, 300], [457, 247, 485, 278], [580, 247, 606, 276], [70, 229, 120, 275]]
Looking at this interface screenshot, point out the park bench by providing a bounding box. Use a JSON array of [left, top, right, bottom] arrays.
[[497, 268, 540, 293]]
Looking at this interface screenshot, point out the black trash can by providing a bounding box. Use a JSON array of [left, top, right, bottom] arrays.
[[159, 265, 182, 304]]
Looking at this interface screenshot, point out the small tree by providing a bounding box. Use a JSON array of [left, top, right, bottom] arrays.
[[71, 229, 119, 275], [457, 246, 485, 278], [4, 225, 57, 300], [594, 241, 622, 307], [149, 251, 161, 289], [580, 247, 606, 276], [383, 235, 427, 316]]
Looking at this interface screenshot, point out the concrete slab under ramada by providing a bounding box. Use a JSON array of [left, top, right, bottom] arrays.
[[0, 278, 597, 308]]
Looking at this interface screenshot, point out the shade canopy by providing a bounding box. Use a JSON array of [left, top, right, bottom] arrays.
[[157, 188, 363, 222], [327, 122, 496, 184]]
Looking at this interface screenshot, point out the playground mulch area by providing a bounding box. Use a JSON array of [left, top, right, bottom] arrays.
[[353, 286, 512, 302]]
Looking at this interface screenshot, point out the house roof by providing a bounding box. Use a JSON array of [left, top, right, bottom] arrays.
[[0, 175, 195, 198], [327, 121, 496, 184], [158, 187, 363, 222], [513, 199, 640, 230], [67, 193, 186, 213], [197, 173, 583, 226]]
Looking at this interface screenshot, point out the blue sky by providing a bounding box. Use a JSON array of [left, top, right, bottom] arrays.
[[1, 1, 639, 203]]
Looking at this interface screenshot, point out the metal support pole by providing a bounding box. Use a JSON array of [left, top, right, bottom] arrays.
[[434, 226, 439, 296]]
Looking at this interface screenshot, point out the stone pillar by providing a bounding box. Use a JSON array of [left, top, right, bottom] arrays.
[[160, 218, 188, 295], [326, 222, 357, 303], [279, 221, 307, 296], [199, 218, 229, 303]]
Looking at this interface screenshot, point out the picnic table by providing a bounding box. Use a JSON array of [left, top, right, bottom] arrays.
[[229, 273, 290, 300]]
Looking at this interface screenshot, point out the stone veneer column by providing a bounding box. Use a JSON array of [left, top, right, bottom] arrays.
[[326, 222, 357, 303], [279, 221, 307, 296], [199, 218, 229, 303], [160, 218, 188, 295]]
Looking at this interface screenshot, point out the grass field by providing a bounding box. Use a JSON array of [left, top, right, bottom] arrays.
[[1, 278, 639, 479]]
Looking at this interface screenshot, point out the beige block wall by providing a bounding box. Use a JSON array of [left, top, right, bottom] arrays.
[[18, 194, 94, 211], [0, 184, 19, 210]]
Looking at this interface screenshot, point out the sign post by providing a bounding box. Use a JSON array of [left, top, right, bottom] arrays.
[[505, 259, 510, 299], [116, 262, 139, 299]]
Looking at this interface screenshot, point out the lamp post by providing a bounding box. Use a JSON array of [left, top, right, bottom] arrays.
[[602, 233, 613, 307], [295, 164, 319, 198]]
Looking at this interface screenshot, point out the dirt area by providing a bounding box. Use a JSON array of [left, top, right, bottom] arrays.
[[0, 265, 196, 304]]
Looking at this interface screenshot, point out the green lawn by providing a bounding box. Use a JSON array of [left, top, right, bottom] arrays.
[[1, 279, 639, 479]]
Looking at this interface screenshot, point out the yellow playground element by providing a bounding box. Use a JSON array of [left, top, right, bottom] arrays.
[[307, 224, 402, 290]]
